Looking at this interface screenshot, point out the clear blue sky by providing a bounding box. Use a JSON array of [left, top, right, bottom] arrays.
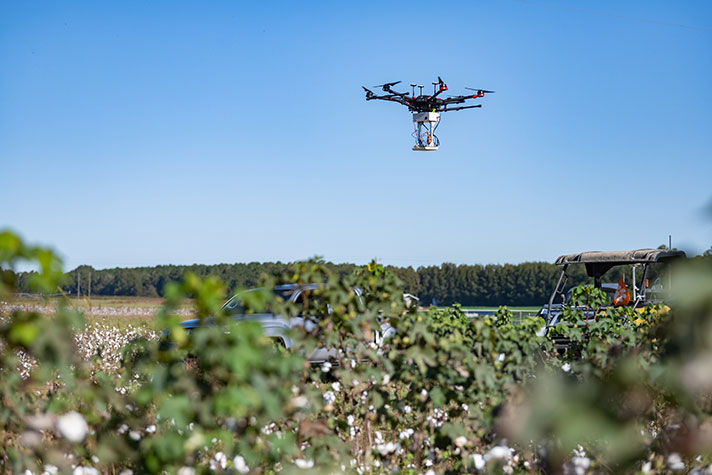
[[2, 1, 711, 270]]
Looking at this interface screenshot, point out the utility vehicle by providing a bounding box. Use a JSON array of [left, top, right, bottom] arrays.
[[537, 249, 686, 338]]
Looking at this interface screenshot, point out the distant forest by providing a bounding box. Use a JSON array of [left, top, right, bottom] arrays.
[[13, 261, 596, 306], [15, 253, 710, 306]]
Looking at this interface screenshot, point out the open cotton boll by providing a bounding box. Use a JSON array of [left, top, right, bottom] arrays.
[[56, 412, 88, 443], [233, 455, 249, 474]]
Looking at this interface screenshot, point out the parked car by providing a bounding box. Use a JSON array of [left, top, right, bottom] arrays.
[[174, 283, 395, 364]]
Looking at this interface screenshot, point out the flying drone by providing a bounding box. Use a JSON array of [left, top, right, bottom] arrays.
[[362, 77, 493, 151]]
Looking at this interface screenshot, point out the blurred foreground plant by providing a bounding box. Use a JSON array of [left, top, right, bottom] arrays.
[[2, 228, 712, 474]]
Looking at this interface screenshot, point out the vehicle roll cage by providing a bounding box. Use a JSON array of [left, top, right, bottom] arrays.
[[545, 249, 686, 325]]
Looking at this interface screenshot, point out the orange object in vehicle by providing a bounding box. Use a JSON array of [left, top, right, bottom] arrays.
[[613, 276, 631, 306]]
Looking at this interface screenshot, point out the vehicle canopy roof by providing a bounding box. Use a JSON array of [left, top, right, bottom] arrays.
[[554, 248, 686, 278]]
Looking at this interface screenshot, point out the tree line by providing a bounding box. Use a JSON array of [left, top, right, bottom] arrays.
[[13, 261, 589, 306], [14, 254, 709, 306]]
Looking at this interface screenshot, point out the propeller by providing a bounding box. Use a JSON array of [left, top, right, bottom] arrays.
[[374, 81, 401, 89], [436, 76, 448, 92], [362, 86, 374, 98], [465, 87, 495, 94]]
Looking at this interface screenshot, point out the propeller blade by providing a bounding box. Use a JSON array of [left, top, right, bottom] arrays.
[[374, 81, 401, 88], [465, 87, 495, 93]]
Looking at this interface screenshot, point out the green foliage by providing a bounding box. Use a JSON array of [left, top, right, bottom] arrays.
[[2, 230, 712, 473]]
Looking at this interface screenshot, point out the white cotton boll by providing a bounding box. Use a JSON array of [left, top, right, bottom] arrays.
[[331, 382, 341, 392], [425, 470, 435, 475], [118, 471, 133, 475], [574, 445, 586, 458], [347, 415, 355, 426], [454, 436, 468, 447], [667, 453, 685, 471], [376, 442, 399, 455], [43, 465, 59, 475], [321, 361, 332, 373], [496, 353, 505, 362], [210, 451, 227, 471], [129, 431, 141, 441], [233, 455, 249, 474], [471, 453, 486, 470], [146, 424, 156, 434], [486, 445, 512, 461], [561, 363, 571, 372], [56, 412, 89, 443], [295, 459, 314, 469], [323, 391, 336, 404], [571, 456, 591, 475], [399, 428, 414, 439], [177, 468, 195, 475], [403, 405, 412, 414], [382, 373, 391, 385], [73, 467, 99, 475]]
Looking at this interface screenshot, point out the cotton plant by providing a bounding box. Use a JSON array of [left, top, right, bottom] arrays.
[[3, 229, 712, 473]]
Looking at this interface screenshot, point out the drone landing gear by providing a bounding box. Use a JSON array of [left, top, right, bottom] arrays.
[[412, 112, 440, 151]]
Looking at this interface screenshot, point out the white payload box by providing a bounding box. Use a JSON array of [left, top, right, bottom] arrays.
[[412, 112, 440, 151]]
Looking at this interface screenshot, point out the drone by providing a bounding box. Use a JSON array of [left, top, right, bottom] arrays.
[[362, 77, 493, 151]]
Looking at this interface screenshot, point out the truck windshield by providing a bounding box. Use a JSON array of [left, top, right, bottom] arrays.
[[221, 287, 295, 316]]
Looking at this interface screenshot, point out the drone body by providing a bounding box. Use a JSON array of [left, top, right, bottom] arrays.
[[362, 77, 493, 151]]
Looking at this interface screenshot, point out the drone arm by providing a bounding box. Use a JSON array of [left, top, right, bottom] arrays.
[[443, 104, 483, 112], [363, 87, 405, 103], [382, 86, 410, 97], [441, 95, 470, 104], [366, 94, 411, 107]]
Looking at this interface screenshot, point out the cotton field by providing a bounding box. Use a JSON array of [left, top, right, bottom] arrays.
[[0, 301, 193, 318], [2, 250, 712, 474], [0, 302, 159, 378]]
